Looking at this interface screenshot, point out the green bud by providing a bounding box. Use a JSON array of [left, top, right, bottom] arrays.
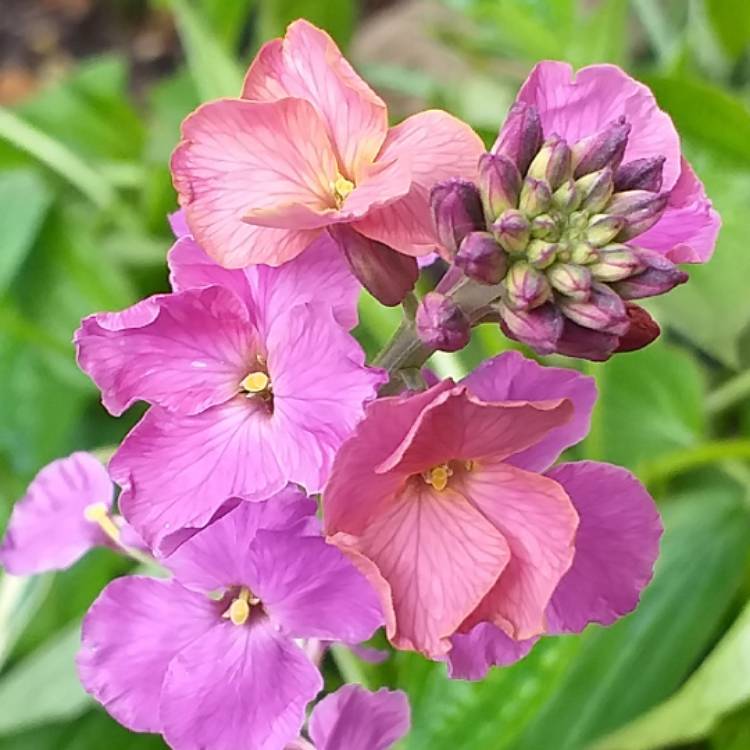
[[526, 239, 558, 269], [547, 263, 592, 302], [552, 178, 581, 213], [527, 135, 572, 191], [570, 241, 599, 265], [492, 209, 530, 254], [530, 213, 560, 241], [576, 167, 614, 213], [519, 177, 552, 218], [589, 244, 644, 282], [505, 261, 552, 310], [586, 214, 625, 247]]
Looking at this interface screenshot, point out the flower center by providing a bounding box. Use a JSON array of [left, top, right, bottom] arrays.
[[83, 502, 121, 543], [222, 586, 261, 626], [332, 174, 355, 208], [421, 460, 475, 492], [241, 370, 271, 395]]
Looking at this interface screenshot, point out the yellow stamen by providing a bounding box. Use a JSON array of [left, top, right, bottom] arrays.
[[332, 174, 355, 207], [241, 371, 270, 394], [424, 463, 453, 492], [83, 502, 121, 543], [222, 586, 259, 626], [465, 459, 475, 472]]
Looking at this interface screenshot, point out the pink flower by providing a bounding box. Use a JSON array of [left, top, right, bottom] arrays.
[[324, 352, 661, 668], [75, 225, 385, 553], [0, 452, 140, 574], [78, 494, 383, 750], [170, 20, 484, 281]]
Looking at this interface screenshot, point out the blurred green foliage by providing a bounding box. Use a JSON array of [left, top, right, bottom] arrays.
[[1, 0, 750, 748]]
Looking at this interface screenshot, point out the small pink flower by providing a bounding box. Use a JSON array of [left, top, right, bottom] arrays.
[[170, 20, 484, 279], [324, 352, 661, 669]]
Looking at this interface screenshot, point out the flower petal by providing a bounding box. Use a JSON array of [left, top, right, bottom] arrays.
[[353, 110, 484, 256], [447, 623, 536, 680], [458, 462, 578, 640], [544, 461, 662, 633], [517, 61, 681, 190], [634, 158, 721, 263], [331, 481, 511, 659], [242, 19, 388, 177], [309, 685, 411, 750], [112, 400, 285, 553], [75, 287, 256, 417], [160, 620, 322, 750], [77, 576, 217, 733], [171, 97, 336, 267], [462, 351, 597, 472], [0, 453, 111, 574]]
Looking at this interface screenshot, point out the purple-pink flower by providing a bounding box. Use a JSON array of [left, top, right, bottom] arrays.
[[78, 491, 383, 750], [75, 223, 385, 553], [324, 352, 662, 671]]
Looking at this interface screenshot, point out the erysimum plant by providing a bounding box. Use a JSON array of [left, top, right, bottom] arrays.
[[0, 18, 720, 750]]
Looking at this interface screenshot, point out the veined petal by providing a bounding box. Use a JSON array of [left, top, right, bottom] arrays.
[[171, 97, 336, 267], [458, 461, 578, 640], [448, 623, 537, 680], [75, 287, 256, 417], [545, 461, 661, 633], [77, 576, 217, 733], [0, 452, 111, 575], [462, 351, 597, 472], [160, 620, 322, 750], [242, 19, 388, 176], [353, 110, 484, 256], [309, 685, 411, 750]]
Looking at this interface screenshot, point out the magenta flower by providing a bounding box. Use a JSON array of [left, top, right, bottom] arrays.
[[75, 226, 385, 553], [170, 19, 483, 293], [291, 684, 410, 750], [324, 352, 661, 667], [0, 452, 133, 574], [78, 493, 383, 750]]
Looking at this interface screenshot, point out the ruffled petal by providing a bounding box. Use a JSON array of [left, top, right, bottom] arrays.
[[517, 61, 681, 190], [353, 110, 484, 256], [160, 620, 322, 750], [462, 351, 597, 472], [171, 97, 336, 267], [77, 576, 217, 733], [75, 287, 256, 417], [0, 453, 111, 574], [112, 401, 285, 553], [331, 481, 511, 659], [447, 623, 537, 680], [242, 19, 388, 177], [458, 462, 578, 640], [309, 685, 411, 750], [544, 461, 662, 633], [635, 158, 721, 263]]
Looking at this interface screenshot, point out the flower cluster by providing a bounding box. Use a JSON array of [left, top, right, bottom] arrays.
[[0, 18, 719, 750]]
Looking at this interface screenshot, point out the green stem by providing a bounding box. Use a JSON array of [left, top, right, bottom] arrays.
[[637, 439, 750, 487], [706, 369, 750, 415], [330, 644, 370, 688]]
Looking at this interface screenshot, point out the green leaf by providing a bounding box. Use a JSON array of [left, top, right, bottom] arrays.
[[0, 621, 89, 735], [198, 0, 255, 49], [567, 0, 630, 66], [593, 597, 750, 749], [168, 0, 244, 100], [705, 0, 750, 59], [511, 483, 750, 750], [257, 0, 357, 47], [0, 170, 52, 294]]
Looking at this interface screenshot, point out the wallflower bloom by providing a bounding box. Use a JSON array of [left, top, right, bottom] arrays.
[[78, 494, 383, 750], [170, 19, 483, 300], [75, 223, 384, 552], [324, 352, 661, 669], [0, 452, 137, 574], [290, 684, 410, 750]]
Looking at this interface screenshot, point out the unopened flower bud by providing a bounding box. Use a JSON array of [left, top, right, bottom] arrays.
[[492, 209, 530, 253], [558, 282, 629, 334], [612, 249, 689, 299], [614, 303, 661, 352], [615, 156, 666, 192], [553, 179, 581, 212], [606, 191, 669, 241], [530, 213, 560, 241], [497, 301, 564, 355], [576, 168, 614, 213], [492, 102, 543, 175], [569, 241, 599, 265], [585, 214, 625, 247], [573, 116, 631, 178], [556, 321, 620, 362], [430, 178, 485, 258], [415, 292, 470, 352], [478, 153, 521, 222], [456, 232, 508, 285], [526, 239, 558, 269], [505, 261, 551, 310], [527, 135, 572, 191], [589, 244, 644, 282], [519, 177, 552, 217], [547, 263, 592, 301]]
